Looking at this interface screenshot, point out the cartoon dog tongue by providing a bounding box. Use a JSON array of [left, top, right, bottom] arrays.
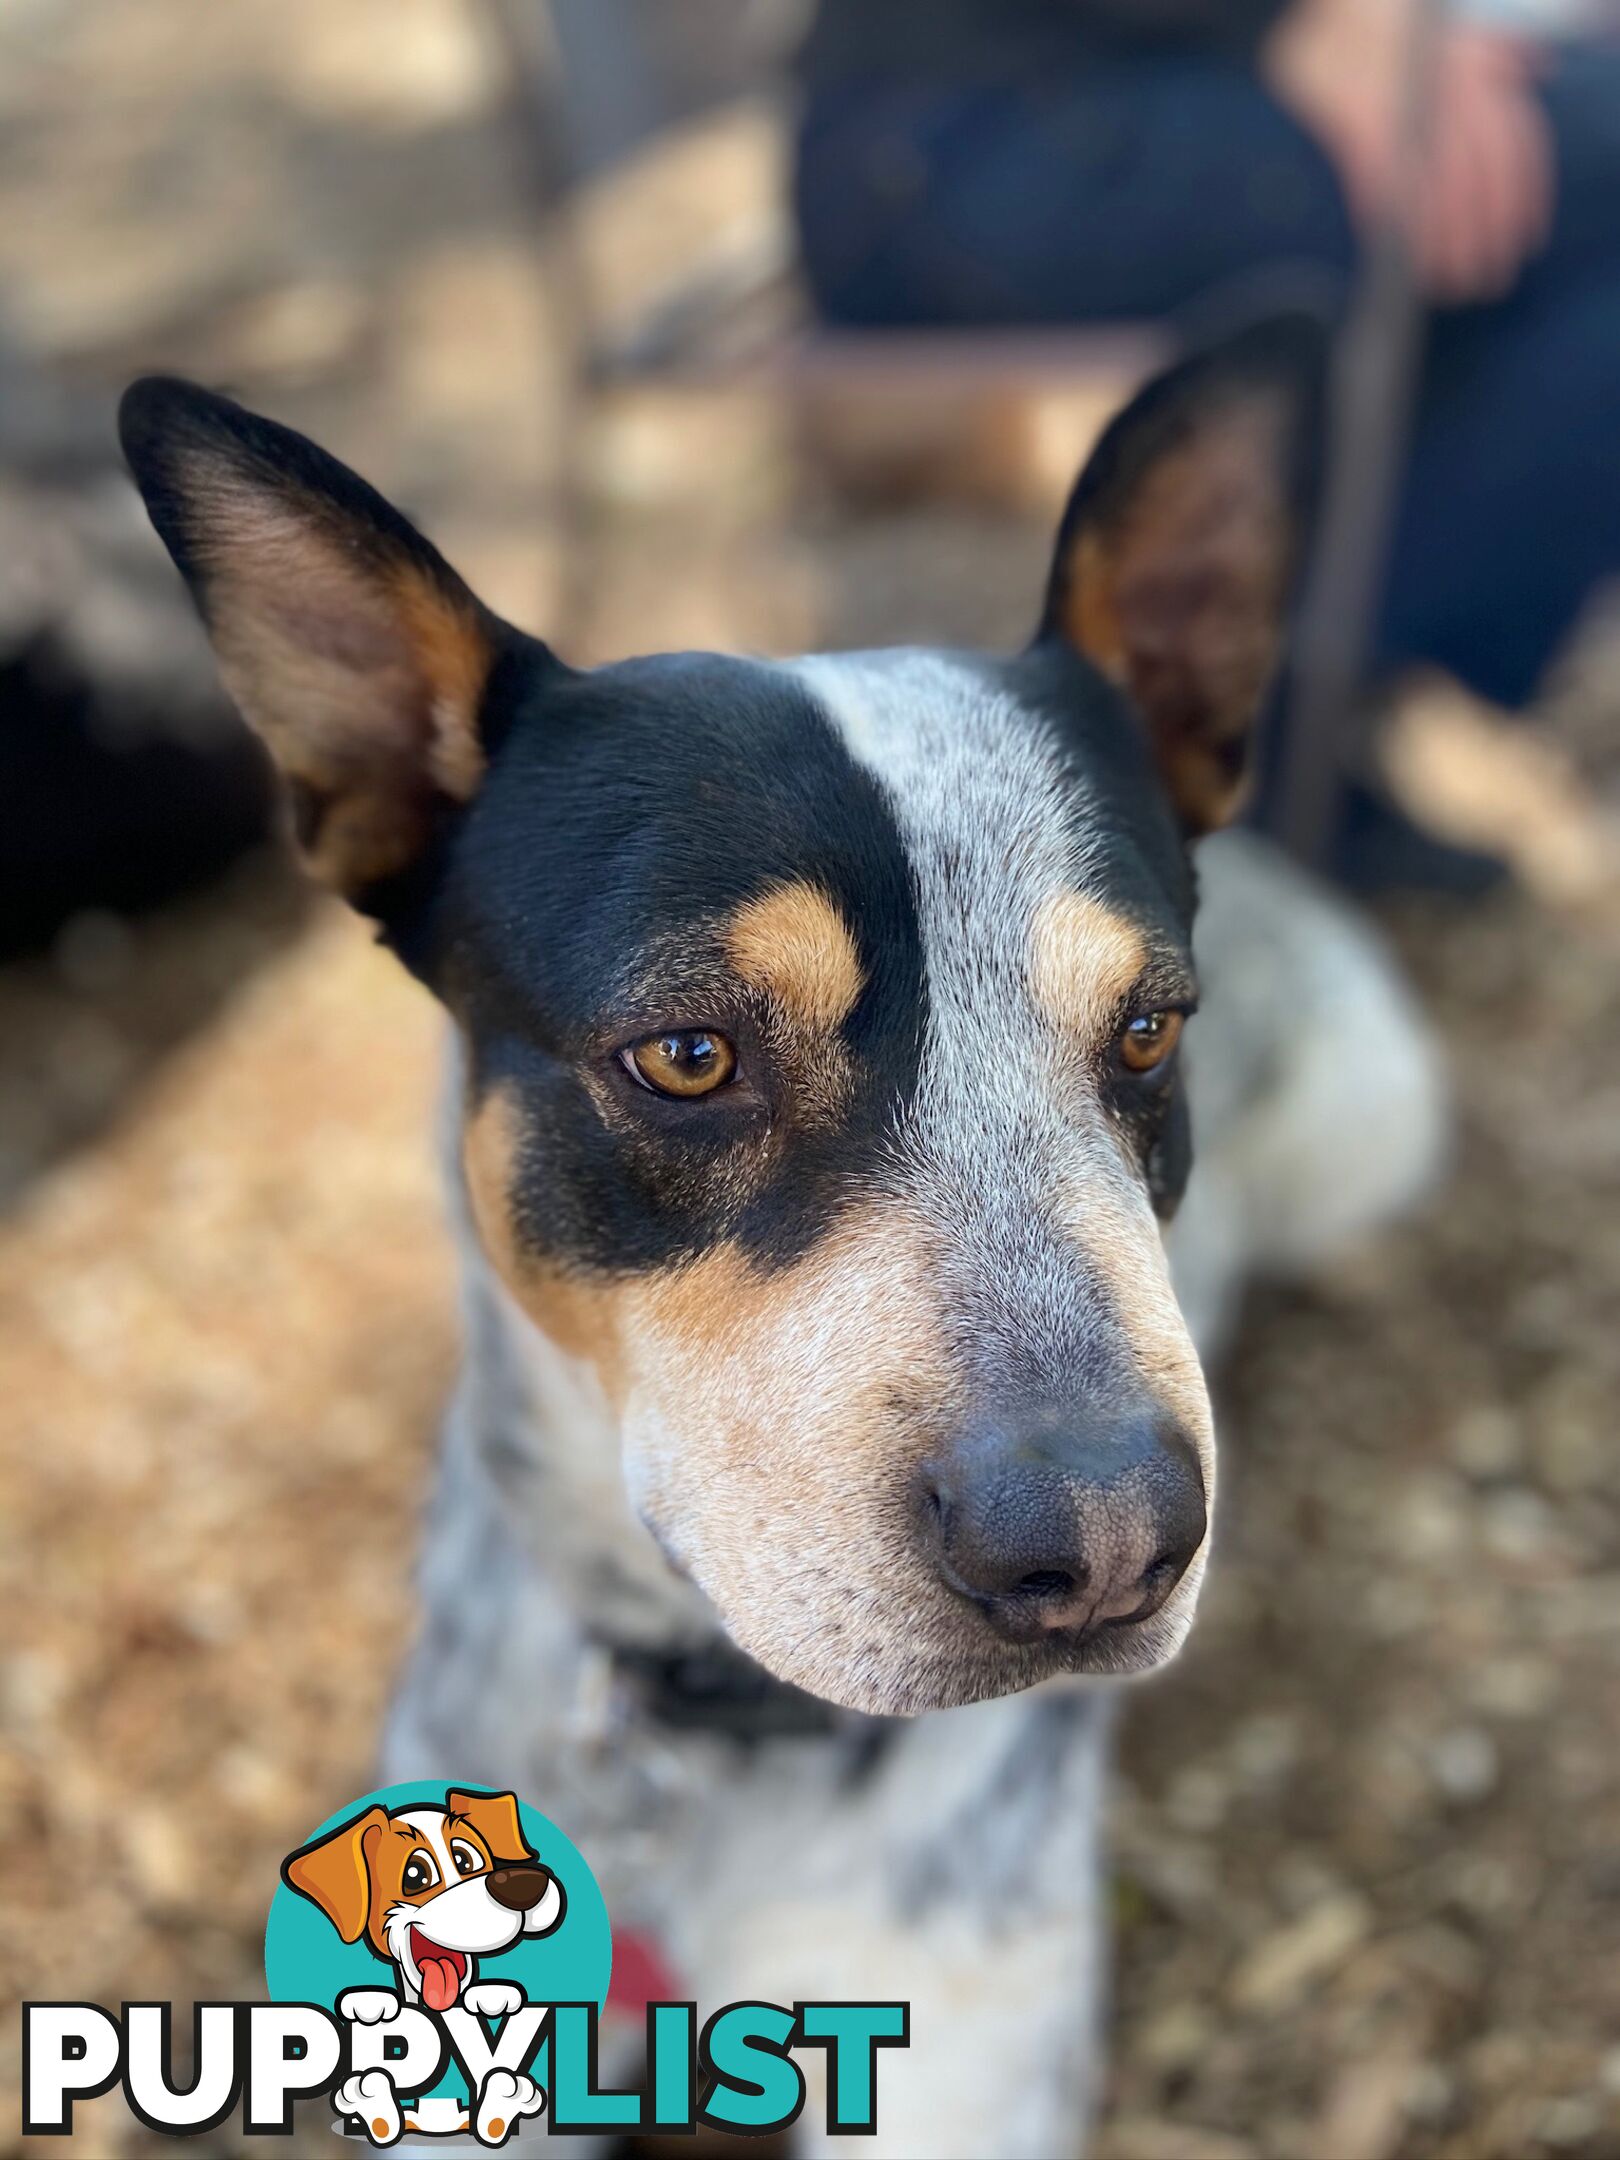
[[417, 1948, 462, 2011]]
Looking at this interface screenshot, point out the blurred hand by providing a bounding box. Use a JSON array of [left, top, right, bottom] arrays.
[[1264, 0, 1555, 302]]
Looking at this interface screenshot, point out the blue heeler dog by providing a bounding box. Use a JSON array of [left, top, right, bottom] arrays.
[[121, 321, 1439, 2155]]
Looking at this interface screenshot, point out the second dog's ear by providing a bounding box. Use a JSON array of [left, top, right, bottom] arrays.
[[1039, 316, 1325, 834], [447, 1788, 534, 1866], [281, 1805, 390, 1944], [119, 378, 514, 906]]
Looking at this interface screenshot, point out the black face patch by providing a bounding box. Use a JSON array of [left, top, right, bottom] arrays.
[[421, 651, 928, 1274]]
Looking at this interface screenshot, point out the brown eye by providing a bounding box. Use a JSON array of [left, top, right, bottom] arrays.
[[622, 1030, 738, 1099], [1119, 1010, 1184, 1075]]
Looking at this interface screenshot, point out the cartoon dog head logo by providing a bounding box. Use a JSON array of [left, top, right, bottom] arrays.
[[281, 1788, 566, 2011]]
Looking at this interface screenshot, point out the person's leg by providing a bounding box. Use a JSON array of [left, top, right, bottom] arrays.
[[793, 62, 1357, 330], [1517, 39, 1620, 296], [1376, 41, 1620, 708], [1379, 284, 1620, 709], [794, 43, 1620, 882], [798, 41, 1620, 687]]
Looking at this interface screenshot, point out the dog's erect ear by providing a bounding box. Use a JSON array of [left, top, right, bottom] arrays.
[[1039, 316, 1325, 835], [281, 1804, 390, 1944], [447, 1788, 534, 1866], [118, 377, 510, 905]]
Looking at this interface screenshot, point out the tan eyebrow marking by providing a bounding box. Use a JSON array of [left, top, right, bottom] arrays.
[[1028, 891, 1147, 1042], [725, 880, 864, 1031]]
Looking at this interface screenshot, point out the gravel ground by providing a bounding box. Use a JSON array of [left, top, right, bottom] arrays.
[[3, 5, 1618, 2155], [1098, 884, 1620, 2160]]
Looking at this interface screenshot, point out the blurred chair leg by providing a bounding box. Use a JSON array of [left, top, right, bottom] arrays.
[[1273, 0, 1446, 872]]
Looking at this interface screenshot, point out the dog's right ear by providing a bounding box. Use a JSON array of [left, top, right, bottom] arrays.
[[1038, 314, 1325, 834], [119, 378, 535, 911], [281, 1804, 390, 1944]]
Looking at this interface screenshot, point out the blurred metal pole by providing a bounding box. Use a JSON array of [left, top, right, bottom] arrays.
[[1275, 0, 1446, 867], [475, 0, 600, 638]]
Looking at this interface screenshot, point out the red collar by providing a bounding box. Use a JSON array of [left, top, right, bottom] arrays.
[[606, 1925, 684, 2018]]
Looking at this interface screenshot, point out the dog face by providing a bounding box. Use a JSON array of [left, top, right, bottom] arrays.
[[282, 1788, 564, 2009], [122, 324, 1319, 1717]]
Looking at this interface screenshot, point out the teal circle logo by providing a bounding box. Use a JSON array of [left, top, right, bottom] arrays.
[[264, 1781, 611, 2135]]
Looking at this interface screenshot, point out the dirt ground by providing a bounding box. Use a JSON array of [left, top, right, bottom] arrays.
[[2, 5, 1618, 2156]]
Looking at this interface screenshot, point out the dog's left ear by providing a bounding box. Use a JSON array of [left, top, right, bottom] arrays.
[[118, 377, 517, 909], [1039, 315, 1326, 835], [447, 1788, 534, 1866], [281, 1805, 390, 1944]]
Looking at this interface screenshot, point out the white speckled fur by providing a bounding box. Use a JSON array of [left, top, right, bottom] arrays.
[[789, 651, 1217, 1664]]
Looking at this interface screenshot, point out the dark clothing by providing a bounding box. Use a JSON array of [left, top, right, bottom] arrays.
[[795, 62, 1353, 332], [795, 0, 1294, 89], [794, 31, 1620, 714]]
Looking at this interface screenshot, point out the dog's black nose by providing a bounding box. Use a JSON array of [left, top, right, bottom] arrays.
[[920, 1410, 1206, 1645], [487, 1865, 551, 1912]]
